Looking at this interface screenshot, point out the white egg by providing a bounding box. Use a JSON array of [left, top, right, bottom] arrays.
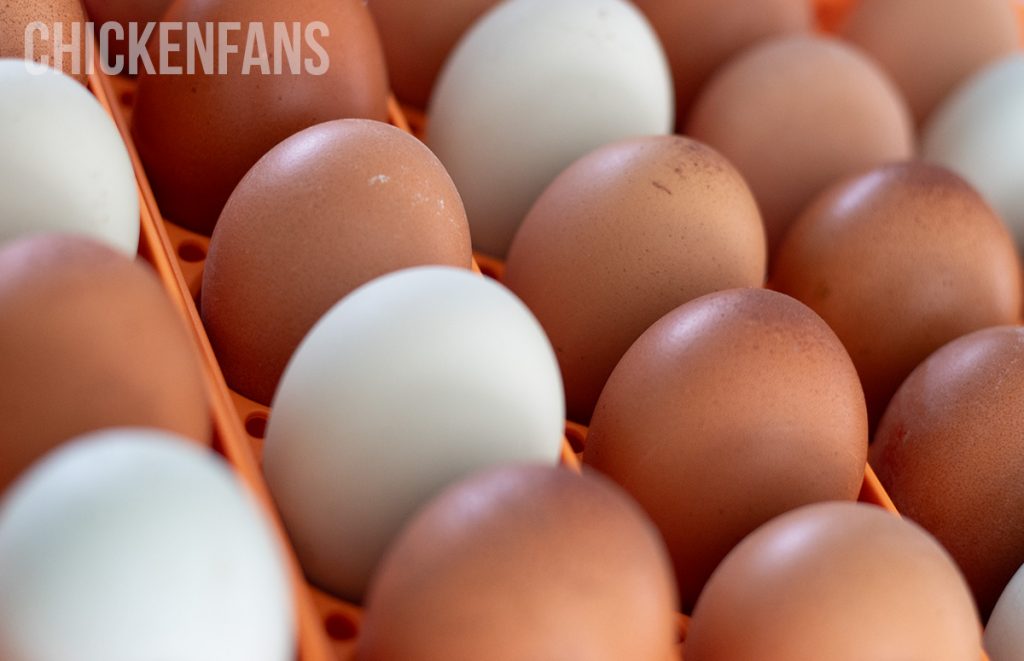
[[987, 561, 1024, 660], [0, 59, 139, 255], [426, 0, 674, 258], [0, 429, 295, 661], [264, 266, 565, 602], [923, 54, 1024, 250]]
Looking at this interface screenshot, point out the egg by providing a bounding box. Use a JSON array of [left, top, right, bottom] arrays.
[[632, 0, 811, 124], [871, 326, 1024, 619], [0, 0, 88, 84], [504, 135, 766, 423], [358, 466, 679, 660], [772, 162, 1021, 427], [202, 119, 472, 406], [0, 60, 139, 254], [367, 0, 499, 109], [686, 35, 914, 252], [0, 235, 210, 493], [986, 561, 1024, 660], [923, 54, 1024, 253], [427, 0, 673, 258], [81, 0, 173, 69], [685, 502, 982, 661], [131, 0, 389, 234], [263, 267, 564, 602], [584, 288, 868, 611], [0, 428, 295, 661], [841, 0, 1019, 126]]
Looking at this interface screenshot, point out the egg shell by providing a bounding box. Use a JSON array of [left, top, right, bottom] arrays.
[[686, 35, 914, 252], [201, 118, 472, 406], [0, 429, 295, 661], [0, 0, 88, 84], [0, 60, 140, 255], [584, 287, 868, 611], [358, 465, 679, 661], [685, 502, 982, 661], [923, 54, 1024, 254], [368, 0, 499, 109], [263, 266, 565, 603], [871, 326, 1024, 619], [0, 234, 210, 493], [632, 0, 811, 124], [986, 561, 1024, 660], [841, 0, 1019, 126], [504, 135, 766, 424], [130, 0, 389, 234], [427, 0, 674, 258], [772, 162, 1022, 428]]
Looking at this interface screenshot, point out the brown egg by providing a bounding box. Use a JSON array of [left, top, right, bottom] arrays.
[[82, 0, 172, 69], [686, 35, 914, 252], [686, 502, 982, 661], [871, 326, 1024, 619], [842, 0, 1020, 126], [131, 0, 389, 235], [632, 0, 810, 125], [583, 288, 868, 612], [504, 135, 766, 424], [0, 234, 210, 493], [772, 162, 1021, 429], [1, 0, 88, 84], [358, 465, 679, 661], [202, 119, 472, 405], [368, 0, 499, 109]]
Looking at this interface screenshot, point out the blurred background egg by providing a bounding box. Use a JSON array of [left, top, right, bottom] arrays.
[[0, 429, 295, 661], [632, 0, 811, 126], [427, 0, 673, 258], [202, 119, 472, 406], [871, 326, 1024, 619], [367, 0, 499, 109], [686, 35, 914, 252], [358, 466, 679, 661], [0, 235, 210, 493], [923, 54, 1024, 254], [584, 288, 868, 611], [685, 502, 982, 661], [840, 0, 1019, 126], [0, 0, 88, 84], [131, 0, 389, 234], [772, 162, 1021, 427], [504, 135, 766, 423], [263, 267, 565, 603], [986, 561, 1024, 660], [0, 60, 139, 254]]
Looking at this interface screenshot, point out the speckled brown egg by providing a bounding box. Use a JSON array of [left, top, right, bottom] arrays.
[[633, 0, 811, 125], [131, 0, 389, 235], [368, 0, 499, 109], [0, 234, 210, 494], [1, 0, 88, 84], [872, 326, 1024, 620], [504, 135, 766, 424], [201, 119, 472, 406], [842, 0, 1020, 126], [583, 287, 868, 612], [686, 35, 914, 252], [772, 162, 1021, 429], [357, 465, 679, 661]]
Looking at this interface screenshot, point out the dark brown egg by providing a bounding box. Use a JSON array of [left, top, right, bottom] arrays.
[[201, 119, 472, 405], [686, 35, 914, 252], [1, 0, 88, 84], [358, 466, 679, 661], [772, 162, 1021, 428], [368, 0, 499, 109], [0, 234, 210, 494], [131, 0, 389, 234], [872, 326, 1024, 620], [584, 288, 868, 612], [633, 0, 811, 124], [504, 135, 766, 424]]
